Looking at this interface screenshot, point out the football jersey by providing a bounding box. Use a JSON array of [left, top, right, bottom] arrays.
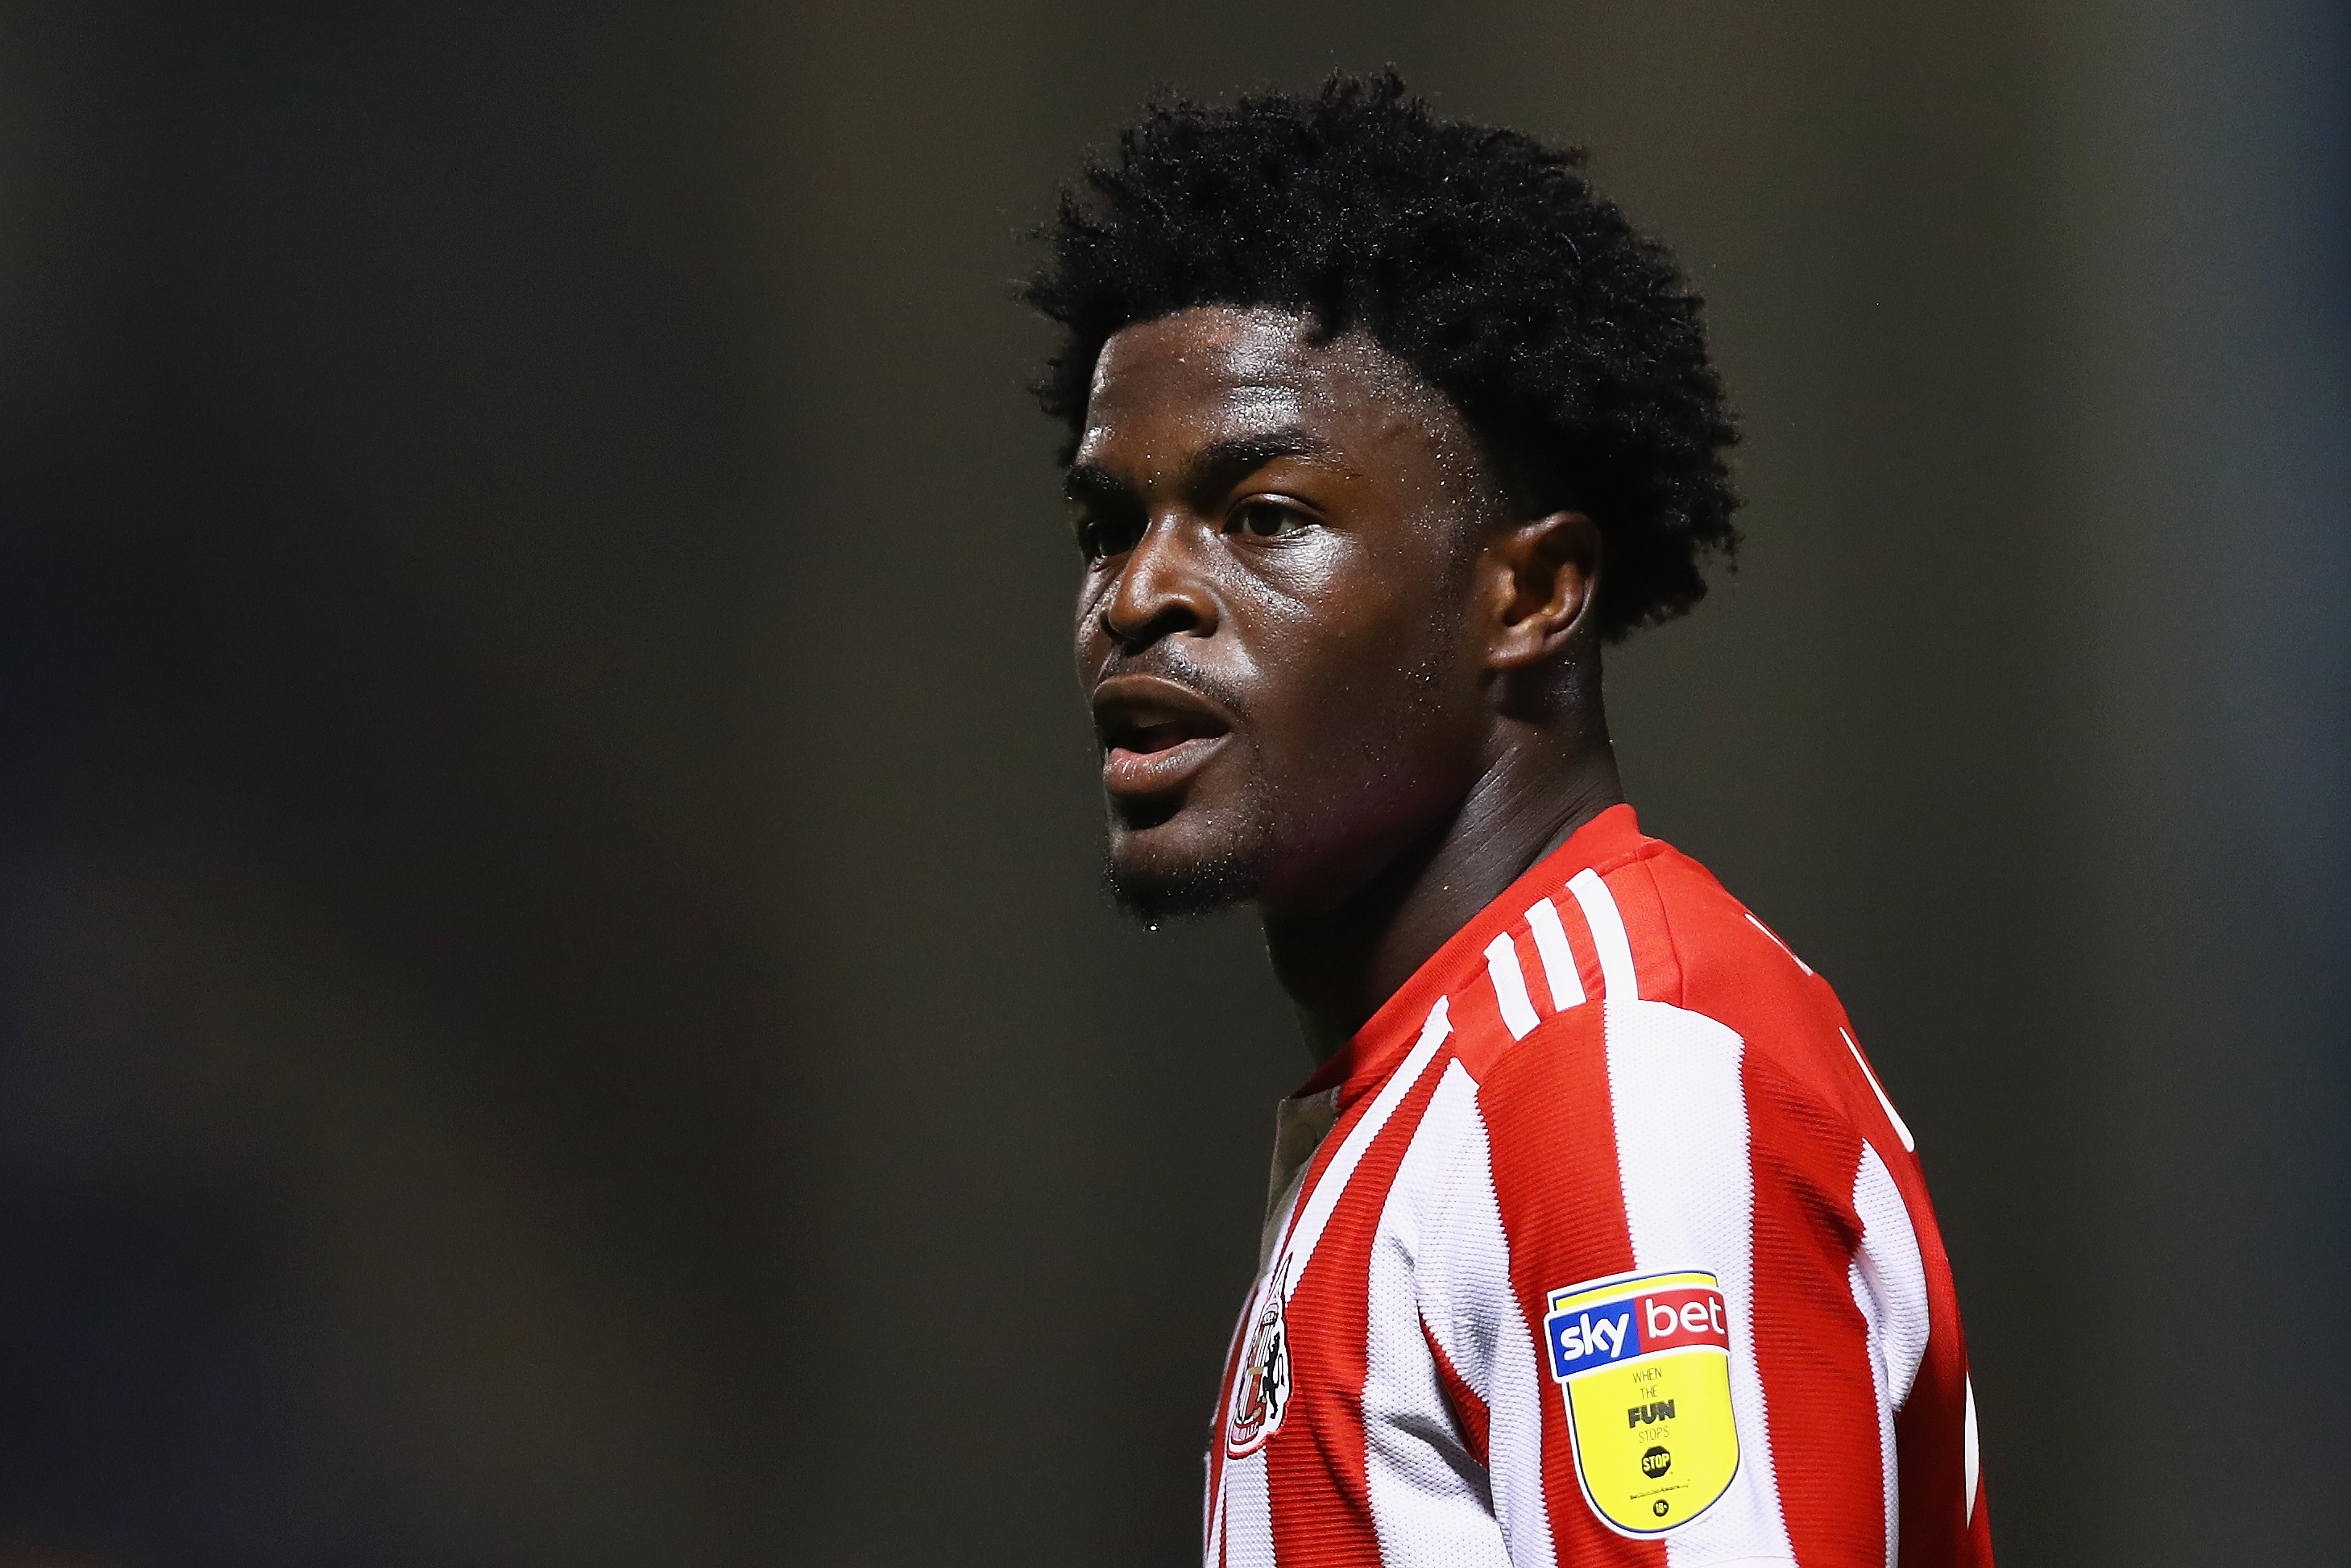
[[1205, 805, 1990, 1568]]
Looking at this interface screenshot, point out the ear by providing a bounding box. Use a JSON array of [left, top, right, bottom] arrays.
[[1480, 510, 1602, 670]]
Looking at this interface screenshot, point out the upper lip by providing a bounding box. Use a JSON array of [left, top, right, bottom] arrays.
[[1090, 672, 1234, 754]]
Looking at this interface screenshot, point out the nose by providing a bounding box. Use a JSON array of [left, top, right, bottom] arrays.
[[1097, 516, 1219, 650]]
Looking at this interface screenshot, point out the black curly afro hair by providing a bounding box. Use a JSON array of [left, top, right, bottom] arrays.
[[1023, 72, 1740, 641]]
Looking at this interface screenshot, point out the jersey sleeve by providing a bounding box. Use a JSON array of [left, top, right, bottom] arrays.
[[1420, 998, 1914, 1568]]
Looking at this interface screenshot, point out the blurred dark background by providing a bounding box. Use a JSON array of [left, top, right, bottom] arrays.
[[1, 2, 2344, 1565]]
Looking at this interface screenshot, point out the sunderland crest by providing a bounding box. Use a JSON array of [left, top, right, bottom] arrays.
[[1225, 1258, 1293, 1458]]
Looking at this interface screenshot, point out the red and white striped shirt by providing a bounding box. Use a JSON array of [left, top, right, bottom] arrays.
[[1205, 805, 1990, 1567]]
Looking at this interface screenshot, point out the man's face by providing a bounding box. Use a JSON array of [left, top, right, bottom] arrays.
[[1071, 305, 1505, 917]]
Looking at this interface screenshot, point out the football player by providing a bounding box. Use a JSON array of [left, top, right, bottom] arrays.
[[1030, 74, 1988, 1568]]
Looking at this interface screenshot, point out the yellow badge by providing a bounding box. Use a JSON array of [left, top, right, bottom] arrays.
[[1543, 1269, 1740, 1536]]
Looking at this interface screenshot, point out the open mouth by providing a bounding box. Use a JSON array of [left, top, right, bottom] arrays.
[[1092, 675, 1235, 798], [1107, 716, 1221, 759]]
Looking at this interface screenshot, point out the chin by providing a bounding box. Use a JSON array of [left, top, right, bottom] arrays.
[[1103, 819, 1269, 920]]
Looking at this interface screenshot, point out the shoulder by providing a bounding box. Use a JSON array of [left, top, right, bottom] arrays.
[[1460, 833, 1883, 1174], [1603, 837, 1880, 1130], [1598, 837, 1813, 1023]]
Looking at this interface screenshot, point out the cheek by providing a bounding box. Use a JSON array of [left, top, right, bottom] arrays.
[[1219, 523, 1482, 791], [1249, 599, 1474, 784], [1073, 571, 1131, 687]]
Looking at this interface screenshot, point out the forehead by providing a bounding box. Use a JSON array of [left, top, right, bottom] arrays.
[[1076, 305, 1475, 474]]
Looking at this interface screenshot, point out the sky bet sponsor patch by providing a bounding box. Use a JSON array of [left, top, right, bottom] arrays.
[[1544, 1269, 1739, 1537]]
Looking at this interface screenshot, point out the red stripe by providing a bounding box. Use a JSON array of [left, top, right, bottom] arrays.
[[1449, 952, 1516, 1077], [1965, 1469, 1993, 1565], [1481, 1005, 1665, 1568], [1895, 1375, 1973, 1568], [1266, 1048, 1454, 1566], [1744, 1053, 1885, 1567]]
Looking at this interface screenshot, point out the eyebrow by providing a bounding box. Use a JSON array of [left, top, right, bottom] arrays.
[[1064, 426, 1332, 509]]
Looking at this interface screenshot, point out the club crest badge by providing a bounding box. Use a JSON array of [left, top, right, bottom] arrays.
[[1225, 1258, 1293, 1458], [1543, 1269, 1741, 1536]]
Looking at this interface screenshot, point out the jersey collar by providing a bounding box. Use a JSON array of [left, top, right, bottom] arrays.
[[1288, 803, 1649, 1112]]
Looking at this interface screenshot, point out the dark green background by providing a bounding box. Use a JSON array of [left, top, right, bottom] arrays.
[[2, 2, 2344, 1564]]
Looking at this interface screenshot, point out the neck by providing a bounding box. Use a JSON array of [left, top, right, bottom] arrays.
[[1260, 706, 1623, 1064]]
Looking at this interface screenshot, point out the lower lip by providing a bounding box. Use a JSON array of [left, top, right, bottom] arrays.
[[1104, 732, 1229, 797]]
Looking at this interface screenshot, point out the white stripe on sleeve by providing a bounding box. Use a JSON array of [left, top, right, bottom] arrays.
[[1964, 1375, 1980, 1526], [1743, 911, 1814, 976], [1363, 1060, 1513, 1568], [1484, 935, 1541, 1042], [1567, 869, 1638, 1002], [1842, 1027, 1917, 1153], [1524, 898, 1585, 1012], [1606, 998, 1793, 1566], [1848, 1139, 1932, 1568], [1424, 1092, 1557, 1568]]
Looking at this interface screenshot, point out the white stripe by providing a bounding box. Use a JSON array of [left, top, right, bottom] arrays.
[[1851, 1142, 1931, 1406], [1219, 1450, 1274, 1568], [1850, 1140, 1932, 1568], [1567, 869, 1638, 1002], [1204, 1449, 1218, 1564], [1206, 1460, 1225, 1568], [1842, 1027, 1917, 1153], [1744, 911, 1814, 975], [1483, 935, 1540, 1042], [1275, 998, 1452, 1300], [1205, 1300, 1254, 1565], [1427, 1097, 1557, 1568], [1363, 1062, 1513, 1568], [1963, 1375, 1980, 1525], [1607, 1000, 1792, 1565], [1524, 898, 1586, 1010], [1845, 1258, 1897, 1568]]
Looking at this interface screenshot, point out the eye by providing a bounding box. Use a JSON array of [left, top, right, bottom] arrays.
[[1072, 508, 1144, 562], [1225, 498, 1309, 540]]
